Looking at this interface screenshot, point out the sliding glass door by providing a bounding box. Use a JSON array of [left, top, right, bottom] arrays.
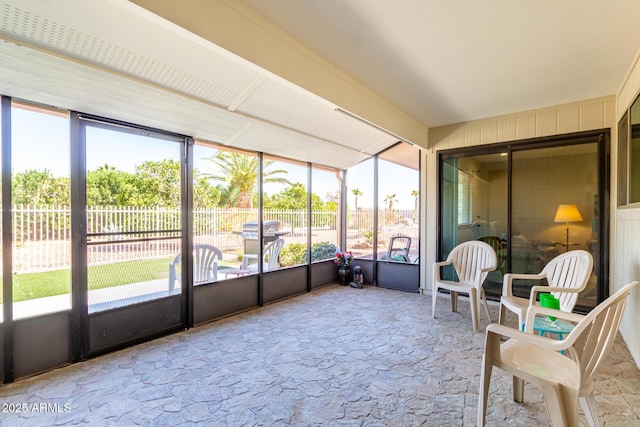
[[511, 142, 600, 308], [438, 131, 607, 311], [440, 153, 508, 291]]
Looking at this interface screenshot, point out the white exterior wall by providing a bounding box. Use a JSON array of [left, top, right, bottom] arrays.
[[614, 50, 640, 367]]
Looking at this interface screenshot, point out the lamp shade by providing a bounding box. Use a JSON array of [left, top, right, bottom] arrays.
[[554, 204, 583, 223]]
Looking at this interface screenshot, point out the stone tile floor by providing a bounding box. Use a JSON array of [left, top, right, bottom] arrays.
[[0, 285, 639, 426]]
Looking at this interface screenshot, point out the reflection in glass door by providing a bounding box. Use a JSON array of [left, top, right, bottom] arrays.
[[511, 143, 599, 309], [84, 123, 183, 312], [440, 153, 508, 291], [439, 136, 604, 311]]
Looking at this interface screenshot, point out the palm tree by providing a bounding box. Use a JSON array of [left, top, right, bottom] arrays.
[[411, 189, 419, 222], [203, 152, 290, 208], [384, 193, 398, 211], [351, 188, 363, 211]]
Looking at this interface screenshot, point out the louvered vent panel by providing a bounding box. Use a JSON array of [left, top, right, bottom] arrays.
[[238, 98, 292, 126], [0, 3, 239, 106]]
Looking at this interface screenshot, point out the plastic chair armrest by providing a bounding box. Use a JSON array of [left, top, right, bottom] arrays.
[[486, 323, 570, 352], [504, 272, 546, 281], [544, 286, 584, 294], [433, 260, 452, 281], [529, 285, 584, 306], [529, 284, 550, 305], [502, 272, 545, 297]]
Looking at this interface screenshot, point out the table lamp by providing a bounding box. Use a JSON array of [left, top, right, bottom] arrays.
[[554, 204, 583, 251]]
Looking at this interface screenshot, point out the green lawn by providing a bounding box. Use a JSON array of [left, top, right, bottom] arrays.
[[7, 257, 174, 303]]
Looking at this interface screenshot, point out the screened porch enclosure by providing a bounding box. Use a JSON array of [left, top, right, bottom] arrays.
[[0, 99, 422, 383]]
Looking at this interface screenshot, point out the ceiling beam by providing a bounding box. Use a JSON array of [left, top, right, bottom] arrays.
[[128, 0, 430, 149]]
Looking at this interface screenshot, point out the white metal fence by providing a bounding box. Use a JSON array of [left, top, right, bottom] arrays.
[[10, 205, 342, 272], [9, 205, 418, 273]]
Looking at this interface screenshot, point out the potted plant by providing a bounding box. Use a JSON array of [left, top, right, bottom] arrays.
[[334, 250, 353, 286]]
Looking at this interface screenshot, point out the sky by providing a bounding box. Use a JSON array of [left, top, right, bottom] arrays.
[[10, 106, 419, 209]]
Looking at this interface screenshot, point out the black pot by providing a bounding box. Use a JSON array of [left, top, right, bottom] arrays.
[[337, 266, 351, 286]]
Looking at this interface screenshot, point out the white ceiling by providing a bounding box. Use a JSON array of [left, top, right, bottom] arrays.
[[240, 0, 640, 127], [0, 0, 397, 170], [1, 1, 640, 170]]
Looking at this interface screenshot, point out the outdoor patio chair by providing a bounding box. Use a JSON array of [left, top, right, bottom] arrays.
[[432, 240, 497, 331], [385, 234, 412, 262], [478, 281, 639, 427], [241, 238, 284, 272], [168, 244, 223, 292], [498, 250, 593, 329]]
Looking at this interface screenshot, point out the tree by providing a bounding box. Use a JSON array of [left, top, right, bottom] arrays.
[[264, 183, 332, 227], [203, 152, 290, 208], [132, 160, 182, 207], [351, 188, 363, 211], [87, 164, 137, 206], [384, 193, 398, 211], [264, 183, 325, 211], [192, 173, 222, 208], [411, 189, 419, 222], [12, 169, 70, 206]]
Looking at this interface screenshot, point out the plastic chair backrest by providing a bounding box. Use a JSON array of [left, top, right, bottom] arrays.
[[264, 238, 284, 271], [192, 244, 223, 284], [568, 281, 638, 391], [388, 234, 411, 260], [447, 240, 497, 285], [169, 244, 223, 290], [542, 249, 593, 312]]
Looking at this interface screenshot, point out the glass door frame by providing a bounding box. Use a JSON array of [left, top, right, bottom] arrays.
[[71, 113, 192, 360], [437, 129, 610, 311]]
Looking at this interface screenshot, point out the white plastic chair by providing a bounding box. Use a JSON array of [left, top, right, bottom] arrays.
[[477, 280, 639, 427], [168, 244, 222, 292], [432, 241, 497, 331], [241, 238, 284, 272], [499, 250, 593, 328]]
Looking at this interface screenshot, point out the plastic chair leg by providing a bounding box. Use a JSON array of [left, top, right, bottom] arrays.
[[498, 303, 506, 325], [481, 289, 492, 323], [541, 383, 578, 427], [469, 288, 479, 332], [477, 355, 493, 426], [432, 285, 438, 319], [579, 394, 600, 427], [512, 376, 525, 403]]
